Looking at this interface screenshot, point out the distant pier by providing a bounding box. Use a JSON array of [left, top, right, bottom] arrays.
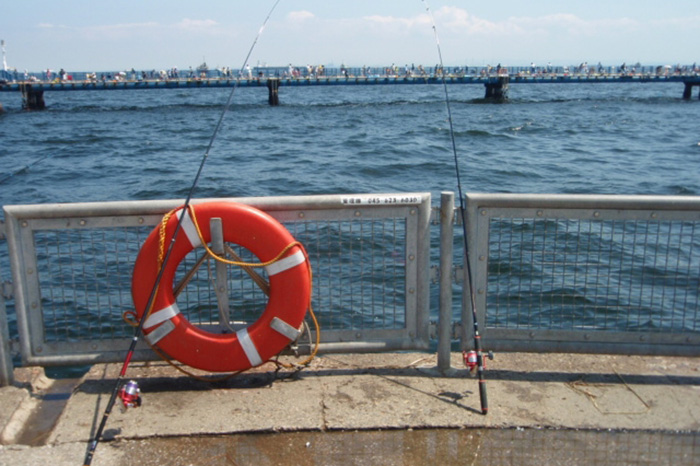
[[1, 69, 699, 109]]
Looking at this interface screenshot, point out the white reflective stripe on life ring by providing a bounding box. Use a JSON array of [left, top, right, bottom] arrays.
[[144, 303, 180, 329], [144, 319, 176, 346], [265, 249, 305, 276], [270, 316, 301, 341], [236, 327, 263, 367], [177, 208, 202, 248]]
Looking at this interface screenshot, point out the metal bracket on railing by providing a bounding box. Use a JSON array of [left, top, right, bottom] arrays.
[[451, 321, 463, 340], [9, 338, 20, 354], [430, 265, 440, 284], [430, 206, 441, 225], [435, 207, 462, 225], [429, 321, 438, 339], [453, 207, 462, 225], [429, 321, 465, 341], [453, 265, 464, 284], [433, 264, 463, 285]]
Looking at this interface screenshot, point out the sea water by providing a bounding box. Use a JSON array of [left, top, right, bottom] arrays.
[[0, 81, 699, 351], [1, 81, 698, 207]]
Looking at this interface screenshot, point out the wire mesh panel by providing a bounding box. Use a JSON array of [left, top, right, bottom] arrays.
[[466, 194, 700, 355], [33, 226, 151, 342], [288, 219, 409, 331], [2, 194, 431, 367], [487, 218, 700, 332], [168, 218, 410, 333]]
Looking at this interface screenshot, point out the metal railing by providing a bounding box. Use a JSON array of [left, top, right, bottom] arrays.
[[1, 191, 700, 387], [1, 194, 431, 383], [464, 193, 700, 356]]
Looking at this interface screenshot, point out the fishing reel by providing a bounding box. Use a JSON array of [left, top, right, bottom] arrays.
[[118, 380, 142, 412], [462, 350, 494, 372]]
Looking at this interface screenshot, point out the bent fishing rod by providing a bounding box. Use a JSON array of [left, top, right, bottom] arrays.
[[83, 2, 282, 464], [422, 0, 488, 415]]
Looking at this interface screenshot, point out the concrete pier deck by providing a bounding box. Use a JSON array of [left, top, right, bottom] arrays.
[[1, 352, 699, 465]]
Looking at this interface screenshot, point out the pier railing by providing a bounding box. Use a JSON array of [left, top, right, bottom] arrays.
[[0, 194, 432, 385], [463, 193, 700, 356], [1, 192, 700, 386]]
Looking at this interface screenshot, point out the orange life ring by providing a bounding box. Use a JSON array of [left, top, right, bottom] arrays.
[[131, 201, 311, 372]]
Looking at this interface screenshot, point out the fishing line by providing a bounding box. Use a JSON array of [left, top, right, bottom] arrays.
[[83, 1, 282, 464], [0, 154, 51, 184], [421, 0, 488, 415]]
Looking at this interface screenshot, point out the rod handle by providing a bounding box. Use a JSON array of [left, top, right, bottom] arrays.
[[479, 377, 488, 415]]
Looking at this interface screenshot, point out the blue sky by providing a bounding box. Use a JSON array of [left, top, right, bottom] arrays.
[[2, 1, 698, 72]]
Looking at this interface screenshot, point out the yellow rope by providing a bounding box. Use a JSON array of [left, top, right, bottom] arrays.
[[125, 204, 321, 381], [158, 209, 176, 266], [186, 203, 300, 269]]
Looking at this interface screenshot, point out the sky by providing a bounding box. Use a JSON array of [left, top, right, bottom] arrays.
[[1, 0, 698, 72]]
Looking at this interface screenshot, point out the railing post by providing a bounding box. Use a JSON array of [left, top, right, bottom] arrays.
[[683, 82, 693, 100], [415, 193, 432, 348], [0, 291, 14, 386], [437, 192, 455, 371], [461, 193, 476, 352]]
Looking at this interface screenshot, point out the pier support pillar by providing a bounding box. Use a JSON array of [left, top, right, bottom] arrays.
[[21, 84, 45, 110], [683, 82, 700, 100], [267, 78, 279, 106], [484, 76, 509, 102], [683, 83, 692, 100]]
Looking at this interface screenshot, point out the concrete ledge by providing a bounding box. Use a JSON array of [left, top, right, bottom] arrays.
[[1, 352, 699, 465], [0, 386, 32, 444], [51, 352, 700, 440], [0, 367, 54, 444]]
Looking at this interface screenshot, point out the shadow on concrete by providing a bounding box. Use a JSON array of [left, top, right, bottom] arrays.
[[75, 364, 700, 398]]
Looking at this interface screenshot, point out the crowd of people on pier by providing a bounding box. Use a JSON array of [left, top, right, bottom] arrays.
[[2, 61, 699, 85]]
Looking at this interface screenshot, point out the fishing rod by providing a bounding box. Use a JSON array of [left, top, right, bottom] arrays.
[[83, 2, 282, 464], [421, 0, 488, 415]]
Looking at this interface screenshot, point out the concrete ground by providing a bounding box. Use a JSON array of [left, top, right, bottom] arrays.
[[0, 352, 699, 465]]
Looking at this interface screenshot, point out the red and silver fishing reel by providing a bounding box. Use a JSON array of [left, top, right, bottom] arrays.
[[462, 350, 494, 372], [118, 380, 142, 411]]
